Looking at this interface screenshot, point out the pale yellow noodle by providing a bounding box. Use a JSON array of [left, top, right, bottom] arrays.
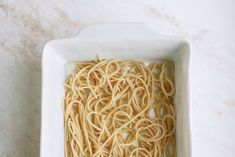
[[63, 57, 176, 157]]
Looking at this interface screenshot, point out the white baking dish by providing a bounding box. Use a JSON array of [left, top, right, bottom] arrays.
[[40, 23, 191, 157]]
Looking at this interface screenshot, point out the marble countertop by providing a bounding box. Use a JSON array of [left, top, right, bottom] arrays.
[[0, 0, 235, 156]]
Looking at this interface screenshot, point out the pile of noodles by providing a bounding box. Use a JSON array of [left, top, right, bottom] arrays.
[[63, 58, 176, 157]]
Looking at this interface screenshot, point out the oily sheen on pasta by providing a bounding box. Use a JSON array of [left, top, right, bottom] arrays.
[[63, 58, 176, 157]]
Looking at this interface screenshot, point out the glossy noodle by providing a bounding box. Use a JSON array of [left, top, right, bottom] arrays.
[[63, 57, 176, 157]]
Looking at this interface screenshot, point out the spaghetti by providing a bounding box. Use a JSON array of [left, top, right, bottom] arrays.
[[63, 57, 176, 157]]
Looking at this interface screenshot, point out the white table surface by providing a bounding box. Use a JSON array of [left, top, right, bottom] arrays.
[[0, 0, 235, 156]]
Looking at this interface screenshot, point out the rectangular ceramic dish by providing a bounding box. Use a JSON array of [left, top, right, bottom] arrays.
[[40, 23, 191, 157]]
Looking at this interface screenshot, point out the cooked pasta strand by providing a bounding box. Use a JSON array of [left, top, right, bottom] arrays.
[[63, 57, 176, 157]]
